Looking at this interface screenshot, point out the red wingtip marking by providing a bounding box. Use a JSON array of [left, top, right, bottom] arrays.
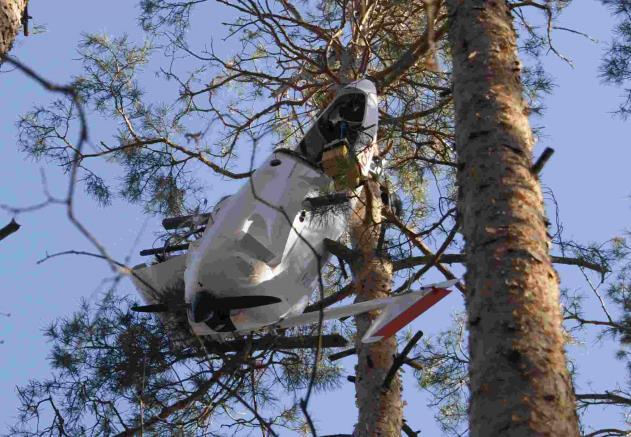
[[373, 288, 451, 339]]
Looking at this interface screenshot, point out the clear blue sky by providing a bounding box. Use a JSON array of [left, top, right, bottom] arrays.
[[1, 1, 629, 435]]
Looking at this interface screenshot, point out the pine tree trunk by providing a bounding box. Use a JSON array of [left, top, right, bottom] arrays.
[[446, 1, 580, 436], [350, 180, 403, 436], [0, 0, 27, 58]]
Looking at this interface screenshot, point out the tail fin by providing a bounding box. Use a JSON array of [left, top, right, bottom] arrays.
[[128, 255, 197, 346], [361, 279, 458, 343]]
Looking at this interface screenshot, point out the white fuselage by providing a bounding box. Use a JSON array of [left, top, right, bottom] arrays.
[[184, 152, 346, 336], [131, 79, 379, 340]]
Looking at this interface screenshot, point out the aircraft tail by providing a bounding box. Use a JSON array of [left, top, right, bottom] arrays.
[[129, 255, 195, 346]]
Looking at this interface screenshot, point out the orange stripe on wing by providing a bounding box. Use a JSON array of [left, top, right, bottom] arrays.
[[373, 288, 451, 339]]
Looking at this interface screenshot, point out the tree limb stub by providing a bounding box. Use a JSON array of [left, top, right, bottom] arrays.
[[402, 422, 420, 437], [531, 147, 555, 175], [382, 330, 424, 389], [0, 219, 20, 242]]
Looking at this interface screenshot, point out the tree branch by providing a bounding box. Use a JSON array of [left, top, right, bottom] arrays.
[[304, 283, 354, 313], [382, 330, 424, 389], [204, 334, 348, 353], [550, 256, 609, 274], [564, 315, 625, 331], [324, 238, 357, 264], [373, 22, 448, 90], [329, 347, 357, 362], [575, 392, 631, 406], [393, 220, 460, 294], [0, 219, 20, 242], [392, 253, 608, 274], [384, 210, 466, 293], [582, 429, 631, 437], [115, 342, 252, 437]]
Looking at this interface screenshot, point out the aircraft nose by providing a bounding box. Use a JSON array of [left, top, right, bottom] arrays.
[[191, 291, 215, 323]]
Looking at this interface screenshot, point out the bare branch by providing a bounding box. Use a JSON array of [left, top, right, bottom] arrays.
[[324, 238, 357, 264], [383, 330, 424, 389], [392, 251, 608, 275], [384, 210, 465, 293], [576, 392, 631, 406], [304, 283, 353, 312], [0, 219, 20, 242], [583, 429, 631, 437]]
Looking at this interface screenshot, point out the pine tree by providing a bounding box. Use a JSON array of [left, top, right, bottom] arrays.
[[446, 1, 580, 435], [600, 0, 631, 118], [0, 0, 28, 58]]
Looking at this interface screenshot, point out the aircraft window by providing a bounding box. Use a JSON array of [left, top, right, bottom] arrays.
[[318, 93, 366, 143], [338, 94, 366, 122], [296, 92, 368, 165], [240, 233, 275, 263], [240, 214, 275, 263]]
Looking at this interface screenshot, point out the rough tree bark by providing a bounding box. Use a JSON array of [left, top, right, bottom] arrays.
[[0, 0, 27, 58], [350, 179, 403, 436], [446, 1, 580, 436]]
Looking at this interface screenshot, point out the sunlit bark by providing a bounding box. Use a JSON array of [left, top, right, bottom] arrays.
[[350, 180, 403, 436], [446, 1, 580, 435], [0, 0, 27, 57]]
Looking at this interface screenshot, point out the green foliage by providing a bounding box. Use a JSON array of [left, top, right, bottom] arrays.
[[83, 172, 111, 206], [277, 343, 344, 394], [607, 236, 631, 344], [17, 33, 214, 215], [139, 0, 206, 37], [601, 0, 631, 117], [412, 315, 469, 436], [522, 62, 555, 116], [11, 291, 341, 435]]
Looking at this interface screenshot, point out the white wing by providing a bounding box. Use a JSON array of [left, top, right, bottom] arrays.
[[277, 279, 458, 343]]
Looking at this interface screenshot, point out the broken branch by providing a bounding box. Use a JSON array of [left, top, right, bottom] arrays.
[[0, 219, 20, 242], [531, 147, 555, 175], [382, 330, 424, 389], [324, 238, 357, 264]]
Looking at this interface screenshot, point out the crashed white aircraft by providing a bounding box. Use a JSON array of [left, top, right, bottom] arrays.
[[131, 79, 456, 344]]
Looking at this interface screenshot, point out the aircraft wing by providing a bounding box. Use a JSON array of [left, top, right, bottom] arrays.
[[277, 279, 458, 343]]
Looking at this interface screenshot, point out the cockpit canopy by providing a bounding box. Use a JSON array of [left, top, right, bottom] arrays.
[[298, 79, 378, 166]]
